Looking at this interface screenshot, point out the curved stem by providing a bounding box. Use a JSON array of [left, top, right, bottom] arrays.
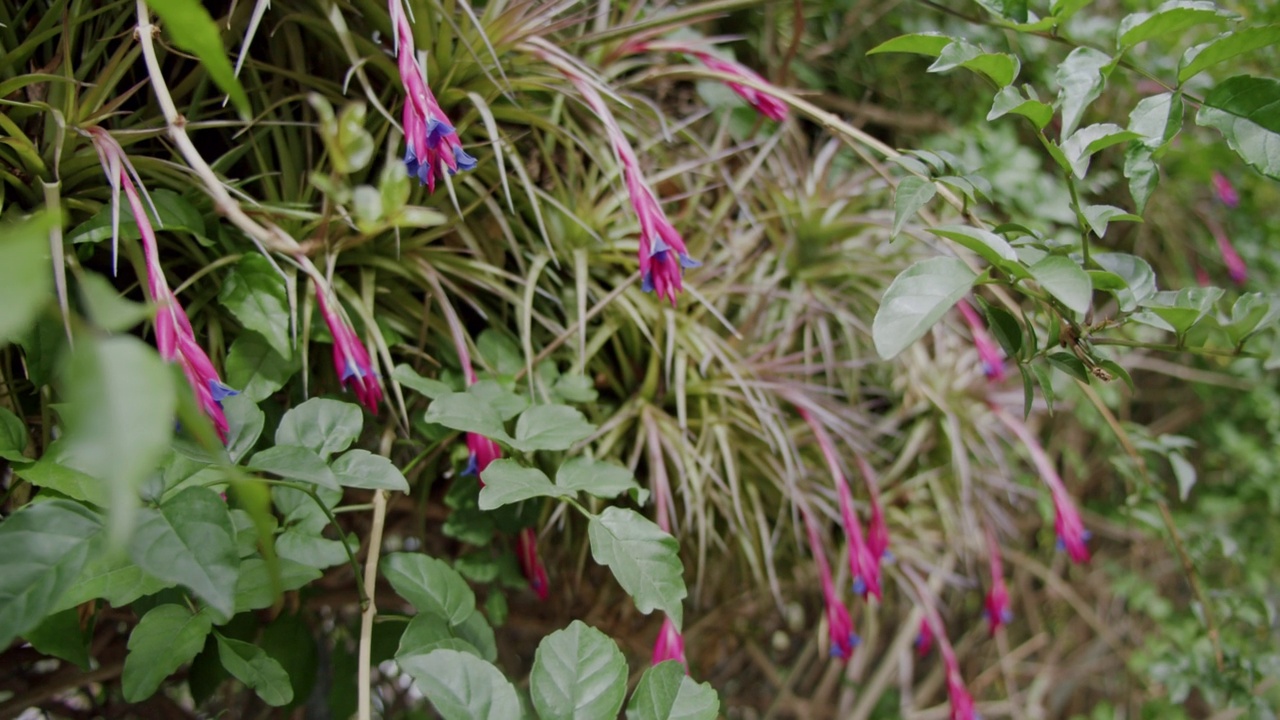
[[357, 490, 389, 720]]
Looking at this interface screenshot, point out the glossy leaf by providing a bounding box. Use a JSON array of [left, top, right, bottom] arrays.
[[511, 404, 596, 452], [223, 394, 265, 464], [1029, 256, 1092, 316], [215, 634, 294, 706], [219, 254, 292, 360], [143, 0, 251, 117], [1197, 76, 1280, 180], [987, 85, 1053, 129], [626, 661, 721, 720], [382, 553, 476, 624], [128, 487, 240, 618], [1179, 26, 1280, 83], [1083, 205, 1143, 238], [556, 456, 648, 503], [866, 32, 953, 58], [530, 620, 629, 720], [1055, 47, 1112, 140], [1128, 93, 1184, 150], [275, 529, 353, 570], [1124, 144, 1160, 213], [1117, 1, 1234, 50], [588, 508, 687, 628], [928, 40, 1020, 87], [872, 257, 978, 359], [1061, 123, 1141, 178], [892, 177, 936, 238], [0, 500, 103, 649], [399, 649, 520, 720], [0, 211, 56, 345], [925, 225, 1019, 271], [275, 398, 363, 459], [331, 449, 410, 491], [122, 604, 212, 702], [478, 459, 572, 510], [249, 445, 341, 491], [68, 189, 205, 245], [1227, 293, 1280, 344]]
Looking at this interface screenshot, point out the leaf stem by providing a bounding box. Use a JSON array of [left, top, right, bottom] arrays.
[[357, 489, 388, 720]]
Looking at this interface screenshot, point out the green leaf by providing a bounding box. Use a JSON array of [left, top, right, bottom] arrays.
[[215, 634, 294, 706], [1179, 26, 1280, 83], [225, 333, 296, 403], [1083, 205, 1143, 238], [128, 487, 240, 618], [1028, 256, 1092, 316], [1197, 75, 1280, 181], [928, 40, 1020, 88], [234, 558, 322, 613], [477, 330, 524, 375], [1128, 92, 1184, 149], [223, 394, 264, 464], [249, 445, 341, 491], [1055, 47, 1112, 140], [382, 553, 476, 624], [1143, 288, 1223, 335], [588, 507, 687, 628], [25, 608, 92, 670], [556, 457, 648, 503], [330, 449, 410, 491], [1117, 0, 1234, 50], [77, 272, 153, 332], [275, 397, 363, 459], [511, 404, 596, 452], [987, 85, 1053, 129], [1226, 293, 1280, 344], [469, 380, 530, 421], [275, 529, 353, 570], [122, 604, 213, 702], [396, 610, 494, 661], [14, 441, 109, 506], [478, 459, 572, 510], [68, 189, 207, 246], [530, 620, 629, 720], [1124, 144, 1160, 213], [866, 32, 954, 58], [0, 500, 103, 649], [424, 392, 510, 441], [1170, 451, 1197, 501], [872, 257, 978, 360], [553, 374, 599, 403], [0, 211, 56, 345], [0, 406, 27, 461], [925, 225, 1020, 272], [392, 364, 453, 398], [1061, 123, 1141, 178], [626, 661, 721, 720], [143, 0, 251, 117], [891, 177, 936, 238], [1047, 351, 1090, 383], [54, 551, 173, 612], [399, 649, 520, 720], [219, 255, 292, 360]]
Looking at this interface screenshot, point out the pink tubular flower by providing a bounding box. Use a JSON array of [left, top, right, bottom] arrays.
[[994, 407, 1091, 564], [797, 407, 880, 600], [1214, 226, 1247, 287], [314, 286, 382, 413], [516, 527, 550, 601], [652, 615, 688, 669], [86, 127, 236, 441], [914, 617, 934, 657], [957, 299, 1006, 383], [624, 40, 787, 122], [801, 503, 858, 661], [945, 666, 979, 720], [1211, 171, 1239, 208], [983, 525, 1012, 634], [390, 0, 475, 192], [854, 454, 890, 564], [465, 432, 502, 479]]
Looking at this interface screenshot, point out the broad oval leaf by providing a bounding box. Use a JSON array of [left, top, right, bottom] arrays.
[[872, 257, 978, 360], [1055, 47, 1112, 140], [1029, 256, 1093, 316], [1117, 0, 1234, 50], [511, 404, 596, 452], [925, 224, 1019, 270], [1179, 26, 1280, 83], [588, 507, 687, 627], [331, 449, 409, 492], [382, 553, 476, 624], [987, 85, 1053, 129], [626, 661, 721, 720], [478, 459, 571, 510], [530, 620, 629, 720], [423, 392, 510, 441], [399, 649, 520, 720], [1197, 75, 1280, 181], [225, 333, 296, 403], [128, 487, 240, 618], [392, 364, 453, 398], [892, 177, 936, 238], [218, 254, 292, 360], [928, 40, 1020, 87], [0, 500, 103, 649], [53, 552, 173, 613], [0, 211, 56, 345], [275, 397, 363, 459], [122, 604, 213, 702], [469, 380, 530, 421], [215, 634, 294, 706], [395, 610, 496, 662], [1128, 93, 1184, 150], [249, 445, 340, 491], [1061, 123, 1141, 178], [556, 457, 648, 503]]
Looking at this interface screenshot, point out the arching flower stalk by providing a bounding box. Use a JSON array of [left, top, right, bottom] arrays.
[[983, 523, 1013, 634], [957, 299, 1006, 383], [86, 127, 236, 441], [1211, 171, 1239, 208], [910, 582, 978, 720], [314, 285, 382, 414], [800, 501, 858, 661], [993, 407, 1091, 564], [516, 528, 549, 601], [854, 453, 891, 564], [389, 0, 475, 191], [623, 39, 788, 121], [796, 406, 880, 600]]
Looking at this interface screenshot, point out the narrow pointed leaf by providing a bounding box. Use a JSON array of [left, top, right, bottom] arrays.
[[892, 177, 936, 238]]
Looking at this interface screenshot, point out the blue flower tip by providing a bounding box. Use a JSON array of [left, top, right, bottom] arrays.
[[209, 381, 238, 402], [849, 632, 861, 647], [851, 577, 867, 595], [462, 452, 478, 477], [679, 253, 702, 269], [453, 146, 477, 172]]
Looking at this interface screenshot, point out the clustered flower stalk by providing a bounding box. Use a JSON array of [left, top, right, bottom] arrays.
[[983, 523, 1012, 634], [314, 285, 383, 414], [993, 406, 1091, 564], [622, 39, 788, 122], [957, 299, 1006, 383], [800, 501, 858, 661], [796, 406, 881, 600], [86, 127, 237, 441], [389, 0, 475, 191]]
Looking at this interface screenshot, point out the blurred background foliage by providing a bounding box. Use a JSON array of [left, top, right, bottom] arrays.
[[1, 0, 1278, 718]]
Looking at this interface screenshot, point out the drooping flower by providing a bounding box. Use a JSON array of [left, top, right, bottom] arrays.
[[314, 286, 382, 414], [389, 0, 475, 192], [945, 665, 979, 720], [1213, 224, 1247, 287], [624, 40, 787, 122], [652, 615, 688, 669], [1211, 171, 1239, 208], [855, 454, 891, 563], [914, 617, 934, 657], [957, 299, 1006, 383], [516, 527, 550, 601], [797, 406, 880, 600], [801, 503, 858, 661], [994, 407, 1090, 564], [86, 126, 237, 441], [526, 40, 699, 304], [464, 432, 502, 478], [983, 525, 1013, 634]]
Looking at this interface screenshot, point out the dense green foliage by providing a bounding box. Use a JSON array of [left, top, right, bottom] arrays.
[[1, 0, 1278, 718]]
